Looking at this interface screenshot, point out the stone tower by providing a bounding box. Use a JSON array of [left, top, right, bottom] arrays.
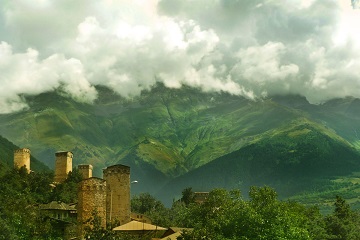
[[77, 177, 107, 238], [78, 164, 93, 179], [14, 148, 31, 173], [54, 151, 73, 183], [103, 164, 131, 225]]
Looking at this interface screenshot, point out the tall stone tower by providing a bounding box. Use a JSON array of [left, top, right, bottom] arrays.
[[78, 164, 93, 179], [14, 148, 31, 173], [77, 177, 106, 238], [103, 164, 131, 225], [54, 151, 73, 183]]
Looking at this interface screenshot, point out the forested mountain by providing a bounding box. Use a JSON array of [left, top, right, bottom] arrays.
[[159, 119, 360, 205], [1, 84, 360, 203]]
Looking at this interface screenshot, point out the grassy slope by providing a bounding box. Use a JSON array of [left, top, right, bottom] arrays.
[[109, 88, 300, 177], [0, 86, 298, 177], [1, 87, 360, 203], [0, 92, 115, 174], [157, 119, 360, 205]]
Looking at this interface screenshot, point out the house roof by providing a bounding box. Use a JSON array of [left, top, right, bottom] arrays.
[[39, 201, 76, 211], [160, 231, 182, 240], [113, 220, 166, 231], [161, 227, 193, 239], [167, 227, 192, 233]]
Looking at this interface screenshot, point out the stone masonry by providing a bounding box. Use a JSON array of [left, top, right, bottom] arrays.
[[14, 148, 31, 173], [78, 164, 93, 179], [103, 164, 131, 226], [77, 177, 107, 238], [54, 151, 73, 183]]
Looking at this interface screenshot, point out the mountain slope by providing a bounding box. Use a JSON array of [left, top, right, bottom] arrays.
[[273, 95, 360, 149], [0, 135, 49, 175], [158, 119, 360, 204], [1, 86, 360, 200], [0, 85, 301, 177]]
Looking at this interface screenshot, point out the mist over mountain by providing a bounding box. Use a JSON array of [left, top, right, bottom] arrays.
[[1, 0, 360, 206], [1, 0, 360, 113]]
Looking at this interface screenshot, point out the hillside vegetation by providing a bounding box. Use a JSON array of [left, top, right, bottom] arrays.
[[0, 135, 49, 175], [2, 167, 360, 240], [1, 85, 360, 203], [159, 119, 360, 204]]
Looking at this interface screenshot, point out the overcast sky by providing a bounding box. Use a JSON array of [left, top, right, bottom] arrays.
[[0, 0, 359, 113]]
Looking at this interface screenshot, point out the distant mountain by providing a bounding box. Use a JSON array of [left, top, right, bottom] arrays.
[[158, 119, 360, 204], [1, 84, 360, 202]]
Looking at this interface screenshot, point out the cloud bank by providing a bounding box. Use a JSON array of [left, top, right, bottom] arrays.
[[0, 0, 360, 113]]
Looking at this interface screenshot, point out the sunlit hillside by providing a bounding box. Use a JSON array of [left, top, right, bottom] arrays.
[[1, 85, 360, 203]]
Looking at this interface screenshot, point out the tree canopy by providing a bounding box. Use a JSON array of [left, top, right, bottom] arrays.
[[1, 167, 360, 240], [176, 187, 360, 240]]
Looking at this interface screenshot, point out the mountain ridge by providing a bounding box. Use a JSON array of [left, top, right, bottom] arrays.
[[157, 118, 360, 204], [1, 85, 360, 202]]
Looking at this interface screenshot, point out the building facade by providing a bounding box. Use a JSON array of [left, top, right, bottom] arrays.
[[103, 164, 131, 226], [77, 177, 107, 237], [14, 148, 31, 173], [78, 164, 93, 179], [54, 151, 73, 183]]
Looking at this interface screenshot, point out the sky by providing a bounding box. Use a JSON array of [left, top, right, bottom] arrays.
[[0, 0, 360, 113]]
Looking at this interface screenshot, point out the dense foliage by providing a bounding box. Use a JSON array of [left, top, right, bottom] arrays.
[[1, 166, 360, 240], [3, 87, 360, 204], [0, 167, 82, 240], [86, 187, 360, 240], [175, 187, 360, 240]]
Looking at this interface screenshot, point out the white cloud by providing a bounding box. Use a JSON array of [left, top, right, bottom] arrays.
[[1, 0, 360, 112], [232, 42, 299, 83], [0, 41, 97, 113], [68, 15, 222, 97]]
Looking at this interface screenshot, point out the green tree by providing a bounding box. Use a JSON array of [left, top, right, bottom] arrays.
[[131, 193, 171, 227], [0, 167, 63, 239], [304, 206, 329, 240], [51, 168, 83, 203], [334, 195, 351, 219], [28, 170, 54, 203], [325, 196, 360, 240], [131, 193, 162, 214], [169, 200, 188, 227], [177, 189, 245, 239], [180, 187, 195, 206], [178, 187, 312, 240], [83, 211, 117, 240]]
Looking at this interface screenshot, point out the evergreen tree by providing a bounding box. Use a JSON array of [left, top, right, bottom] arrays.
[[325, 196, 360, 240]]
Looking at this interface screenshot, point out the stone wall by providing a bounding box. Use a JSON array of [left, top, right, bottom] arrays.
[[103, 164, 131, 225], [78, 164, 93, 179], [77, 177, 107, 237], [54, 151, 73, 183], [14, 148, 31, 173]]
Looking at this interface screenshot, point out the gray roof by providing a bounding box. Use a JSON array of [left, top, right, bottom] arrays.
[[40, 201, 76, 211]]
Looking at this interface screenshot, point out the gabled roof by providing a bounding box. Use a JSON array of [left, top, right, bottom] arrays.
[[160, 231, 182, 240], [161, 227, 193, 240], [39, 201, 76, 211], [161, 227, 193, 239], [113, 220, 166, 231], [167, 227, 192, 233]]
